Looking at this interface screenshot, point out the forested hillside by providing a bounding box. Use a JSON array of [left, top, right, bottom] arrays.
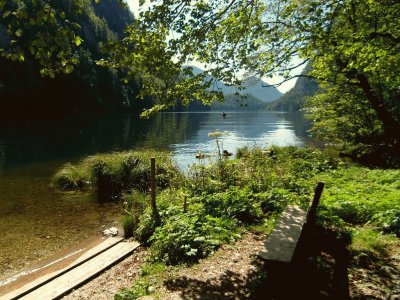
[[266, 66, 319, 111], [0, 0, 147, 120]]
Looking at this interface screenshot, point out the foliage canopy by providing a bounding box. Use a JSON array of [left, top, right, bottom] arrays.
[[2, 0, 400, 158]]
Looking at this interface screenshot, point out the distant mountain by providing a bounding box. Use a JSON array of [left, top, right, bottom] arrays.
[[241, 77, 282, 102], [189, 66, 282, 103], [266, 65, 319, 111]]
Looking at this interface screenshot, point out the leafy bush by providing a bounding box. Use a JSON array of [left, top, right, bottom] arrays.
[[258, 188, 292, 213], [135, 208, 159, 245], [149, 210, 238, 264], [372, 209, 400, 237], [200, 186, 263, 223]]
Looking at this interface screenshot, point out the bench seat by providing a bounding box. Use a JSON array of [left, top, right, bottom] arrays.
[[258, 205, 307, 263], [258, 182, 324, 264]]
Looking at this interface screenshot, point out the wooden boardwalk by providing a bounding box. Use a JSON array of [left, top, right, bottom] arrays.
[[1, 238, 140, 300]]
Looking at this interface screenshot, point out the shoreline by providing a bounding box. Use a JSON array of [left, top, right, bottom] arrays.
[[0, 235, 108, 296]]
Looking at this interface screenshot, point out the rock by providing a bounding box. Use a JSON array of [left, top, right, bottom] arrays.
[[103, 227, 119, 237]]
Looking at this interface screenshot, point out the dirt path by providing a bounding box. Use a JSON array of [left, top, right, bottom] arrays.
[[61, 231, 400, 300]]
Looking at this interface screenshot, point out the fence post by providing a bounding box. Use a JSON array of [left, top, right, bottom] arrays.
[[151, 157, 161, 226]]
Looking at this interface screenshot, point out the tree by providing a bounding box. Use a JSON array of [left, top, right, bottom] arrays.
[[0, 0, 87, 77], [0, 0, 128, 77], [105, 0, 399, 159], [2, 1, 400, 159]]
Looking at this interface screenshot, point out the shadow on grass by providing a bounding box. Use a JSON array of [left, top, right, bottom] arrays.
[[164, 226, 352, 299]]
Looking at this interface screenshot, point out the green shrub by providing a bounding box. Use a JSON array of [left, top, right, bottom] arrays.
[[258, 188, 291, 213], [149, 210, 238, 264], [200, 186, 263, 223], [114, 279, 152, 300], [371, 209, 400, 236], [135, 208, 158, 245]]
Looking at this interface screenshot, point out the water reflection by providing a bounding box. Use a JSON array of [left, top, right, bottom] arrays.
[[0, 111, 310, 170], [0, 111, 310, 280], [170, 112, 310, 169]]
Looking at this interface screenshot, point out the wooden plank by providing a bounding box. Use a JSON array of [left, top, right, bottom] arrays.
[[16, 240, 139, 300], [0, 237, 124, 300], [258, 205, 307, 263]]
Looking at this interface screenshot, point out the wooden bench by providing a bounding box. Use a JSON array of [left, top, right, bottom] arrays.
[[258, 182, 325, 264]]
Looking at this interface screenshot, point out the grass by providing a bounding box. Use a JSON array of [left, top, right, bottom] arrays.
[[319, 166, 400, 235], [53, 149, 180, 199], [52, 147, 399, 298], [350, 227, 398, 257]]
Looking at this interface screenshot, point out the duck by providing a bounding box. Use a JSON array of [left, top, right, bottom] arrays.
[[195, 151, 207, 159], [223, 150, 232, 157]]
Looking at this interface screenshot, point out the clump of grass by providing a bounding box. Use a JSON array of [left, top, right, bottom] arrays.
[[53, 149, 180, 199], [350, 228, 398, 257], [122, 215, 135, 238], [53, 163, 91, 190], [121, 191, 150, 238]]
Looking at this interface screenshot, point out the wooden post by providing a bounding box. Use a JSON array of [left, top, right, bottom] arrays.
[[151, 157, 161, 226]]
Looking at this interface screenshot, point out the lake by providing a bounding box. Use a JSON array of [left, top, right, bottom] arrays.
[[0, 111, 311, 282]]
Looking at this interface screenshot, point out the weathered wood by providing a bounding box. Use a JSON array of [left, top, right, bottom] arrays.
[[258, 205, 307, 263], [258, 182, 324, 264], [1, 239, 139, 300], [1, 237, 123, 300]]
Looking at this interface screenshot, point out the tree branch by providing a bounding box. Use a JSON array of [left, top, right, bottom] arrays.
[[261, 74, 316, 88]]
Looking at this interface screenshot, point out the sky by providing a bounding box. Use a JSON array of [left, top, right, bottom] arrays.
[[124, 0, 302, 93]]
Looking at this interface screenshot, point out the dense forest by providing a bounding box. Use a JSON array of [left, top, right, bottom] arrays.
[[0, 0, 152, 120]]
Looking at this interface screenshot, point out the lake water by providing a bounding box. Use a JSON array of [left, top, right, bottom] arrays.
[[0, 111, 310, 282]]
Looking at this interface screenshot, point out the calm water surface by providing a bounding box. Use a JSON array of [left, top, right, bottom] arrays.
[[0, 111, 310, 281]]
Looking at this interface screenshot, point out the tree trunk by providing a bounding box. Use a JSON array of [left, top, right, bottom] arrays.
[[356, 74, 400, 144]]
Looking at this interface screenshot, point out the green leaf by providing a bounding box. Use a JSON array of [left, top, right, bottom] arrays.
[[15, 29, 22, 37], [74, 36, 82, 46]]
